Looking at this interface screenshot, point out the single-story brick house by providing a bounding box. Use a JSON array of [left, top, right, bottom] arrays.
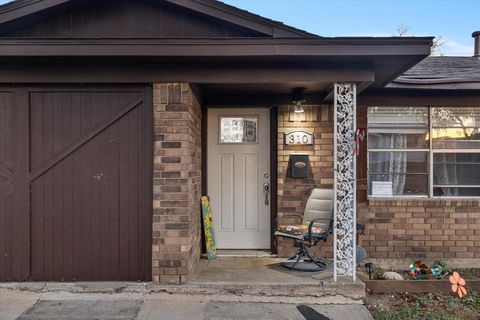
[[0, 0, 478, 284]]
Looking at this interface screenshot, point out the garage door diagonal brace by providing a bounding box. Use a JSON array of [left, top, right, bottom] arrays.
[[29, 99, 143, 182], [0, 163, 13, 182]]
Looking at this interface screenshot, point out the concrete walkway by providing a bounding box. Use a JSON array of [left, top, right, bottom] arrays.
[[0, 290, 374, 320]]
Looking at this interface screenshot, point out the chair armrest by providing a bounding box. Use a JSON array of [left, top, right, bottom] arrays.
[[308, 218, 333, 239]]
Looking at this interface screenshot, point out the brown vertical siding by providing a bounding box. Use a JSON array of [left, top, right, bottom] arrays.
[[0, 86, 152, 282], [0, 90, 19, 281], [4, 0, 262, 38]]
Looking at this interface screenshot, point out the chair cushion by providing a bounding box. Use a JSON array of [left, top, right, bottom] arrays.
[[273, 231, 304, 240], [276, 224, 325, 236]]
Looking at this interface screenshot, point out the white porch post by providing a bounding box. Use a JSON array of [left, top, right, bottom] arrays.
[[333, 82, 357, 281]]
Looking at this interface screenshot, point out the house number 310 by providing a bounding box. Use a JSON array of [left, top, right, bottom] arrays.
[[285, 130, 313, 145]]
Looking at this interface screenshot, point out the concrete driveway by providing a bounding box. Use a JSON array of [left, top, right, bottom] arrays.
[[0, 290, 373, 320]]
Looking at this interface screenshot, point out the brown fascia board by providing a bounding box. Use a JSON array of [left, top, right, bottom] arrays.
[[0, 62, 376, 83], [0, 37, 434, 57], [359, 88, 480, 106], [0, 0, 70, 24]]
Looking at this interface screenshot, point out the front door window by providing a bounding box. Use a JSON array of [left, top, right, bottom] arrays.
[[219, 117, 258, 143]]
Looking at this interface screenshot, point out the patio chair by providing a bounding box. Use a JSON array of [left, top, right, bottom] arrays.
[[274, 188, 333, 272]]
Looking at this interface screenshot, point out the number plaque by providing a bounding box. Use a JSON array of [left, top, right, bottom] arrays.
[[284, 130, 313, 145]]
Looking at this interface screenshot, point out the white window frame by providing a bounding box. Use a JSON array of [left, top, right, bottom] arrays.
[[367, 106, 480, 199]]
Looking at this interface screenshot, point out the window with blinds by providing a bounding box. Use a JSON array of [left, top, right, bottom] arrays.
[[367, 106, 480, 198]]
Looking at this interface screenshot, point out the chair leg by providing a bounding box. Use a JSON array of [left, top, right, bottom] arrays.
[[304, 248, 327, 270], [287, 253, 298, 260], [286, 251, 304, 270], [281, 243, 327, 272]]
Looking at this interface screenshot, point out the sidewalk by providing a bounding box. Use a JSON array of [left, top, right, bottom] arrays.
[[0, 287, 374, 320]]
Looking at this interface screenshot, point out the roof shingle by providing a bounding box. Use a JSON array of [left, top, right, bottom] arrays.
[[391, 56, 480, 89]]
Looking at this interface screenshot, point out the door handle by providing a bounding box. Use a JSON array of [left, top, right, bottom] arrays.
[[263, 182, 270, 206]]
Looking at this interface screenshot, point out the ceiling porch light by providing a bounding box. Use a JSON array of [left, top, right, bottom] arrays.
[[292, 87, 306, 113]]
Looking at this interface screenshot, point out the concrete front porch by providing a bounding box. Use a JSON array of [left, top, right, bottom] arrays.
[[189, 257, 365, 303], [191, 257, 334, 284]]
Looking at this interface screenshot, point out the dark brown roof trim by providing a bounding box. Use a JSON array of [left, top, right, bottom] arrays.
[[0, 62, 375, 83], [359, 88, 480, 105], [0, 37, 434, 57], [0, 0, 69, 24]]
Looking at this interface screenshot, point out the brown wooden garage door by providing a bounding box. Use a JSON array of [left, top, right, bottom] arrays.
[[0, 85, 152, 281]]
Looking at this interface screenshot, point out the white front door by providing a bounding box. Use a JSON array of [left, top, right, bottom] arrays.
[[207, 108, 270, 249]]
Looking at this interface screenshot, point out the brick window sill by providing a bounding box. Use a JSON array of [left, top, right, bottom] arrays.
[[366, 197, 480, 207]]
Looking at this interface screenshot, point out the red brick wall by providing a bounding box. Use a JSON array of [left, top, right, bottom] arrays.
[[152, 83, 202, 284], [276, 105, 334, 258], [358, 200, 480, 267]]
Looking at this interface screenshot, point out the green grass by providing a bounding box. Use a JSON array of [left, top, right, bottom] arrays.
[[371, 308, 477, 320], [367, 291, 480, 320]]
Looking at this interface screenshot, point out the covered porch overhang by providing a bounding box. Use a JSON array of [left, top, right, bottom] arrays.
[[0, 36, 432, 88], [0, 36, 433, 282]]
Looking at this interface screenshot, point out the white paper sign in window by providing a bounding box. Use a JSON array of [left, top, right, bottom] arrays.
[[220, 117, 258, 143], [371, 181, 393, 197]]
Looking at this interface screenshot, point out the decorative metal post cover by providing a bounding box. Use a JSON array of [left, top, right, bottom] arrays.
[[333, 82, 357, 281]]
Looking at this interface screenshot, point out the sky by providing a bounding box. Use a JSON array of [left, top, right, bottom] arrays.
[[0, 0, 478, 56], [222, 0, 479, 56]]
